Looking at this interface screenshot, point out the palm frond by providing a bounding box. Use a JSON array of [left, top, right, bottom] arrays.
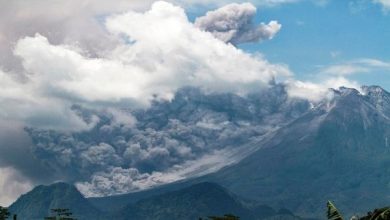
[[327, 201, 344, 220]]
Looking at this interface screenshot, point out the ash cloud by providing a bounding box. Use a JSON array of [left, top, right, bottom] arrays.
[[195, 3, 281, 44], [26, 87, 310, 197]]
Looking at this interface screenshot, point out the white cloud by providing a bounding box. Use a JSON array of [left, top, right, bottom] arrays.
[[286, 77, 361, 102], [175, 0, 329, 8], [13, 1, 290, 108], [320, 64, 370, 75], [330, 51, 342, 58], [356, 58, 390, 68], [373, 0, 390, 11], [0, 69, 93, 131], [194, 3, 281, 44], [286, 58, 389, 102], [175, 0, 301, 8], [0, 167, 33, 206], [0, 0, 156, 73], [320, 58, 390, 76], [0, 0, 321, 74]]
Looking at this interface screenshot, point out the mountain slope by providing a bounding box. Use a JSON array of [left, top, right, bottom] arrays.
[[9, 181, 306, 220], [118, 182, 253, 220], [117, 182, 303, 220], [203, 86, 390, 218], [89, 85, 390, 219], [8, 182, 105, 220]]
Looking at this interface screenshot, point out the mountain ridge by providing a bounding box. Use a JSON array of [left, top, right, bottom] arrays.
[[9, 181, 309, 220], [8, 182, 105, 220], [200, 85, 390, 218]]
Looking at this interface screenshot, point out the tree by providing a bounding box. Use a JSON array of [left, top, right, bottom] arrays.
[[206, 214, 240, 220], [327, 201, 390, 220], [358, 207, 390, 220], [0, 206, 10, 220], [44, 208, 77, 220], [327, 201, 344, 220]]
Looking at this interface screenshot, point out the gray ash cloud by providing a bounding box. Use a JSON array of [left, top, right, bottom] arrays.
[[24, 86, 310, 197], [195, 3, 281, 45]]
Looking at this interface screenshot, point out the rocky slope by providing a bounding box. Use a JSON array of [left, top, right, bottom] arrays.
[[202, 86, 390, 218]]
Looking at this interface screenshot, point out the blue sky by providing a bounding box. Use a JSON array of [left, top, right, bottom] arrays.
[[189, 0, 390, 90]]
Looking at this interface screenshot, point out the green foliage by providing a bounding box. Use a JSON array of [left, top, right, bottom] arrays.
[[358, 207, 390, 220], [327, 201, 344, 220], [376, 208, 390, 220], [326, 201, 343, 220], [327, 201, 390, 220], [44, 208, 77, 220], [0, 206, 10, 220]]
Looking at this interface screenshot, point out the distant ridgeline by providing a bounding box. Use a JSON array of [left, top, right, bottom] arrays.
[[8, 182, 308, 220]]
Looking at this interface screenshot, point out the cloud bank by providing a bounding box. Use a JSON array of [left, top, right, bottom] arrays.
[[195, 3, 281, 44], [177, 0, 301, 8], [0, 167, 33, 206], [0, 0, 155, 74], [286, 77, 361, 102], [320, 58, 390, 76], [13, 2, 289, 108]]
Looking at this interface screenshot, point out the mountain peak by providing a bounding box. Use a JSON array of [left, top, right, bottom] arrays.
[[362, 85, 386, 95], [204, 85, 390, 218], [35, 182, 74, 190], [361, 85, 390, 101], [9, 182, 102, 220], [331, 86, 361, 98]]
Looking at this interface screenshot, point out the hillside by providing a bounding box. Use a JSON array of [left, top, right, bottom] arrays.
[[202, 86, 390, 218], [9, 182, 307, 220], [8, 182, 105, 220]]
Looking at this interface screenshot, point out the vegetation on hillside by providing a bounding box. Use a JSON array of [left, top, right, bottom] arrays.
[[200, 214, 240, 220], [0, 206, 10, 220], [327, 201, 390, 220], [44, 208, 77, 220]]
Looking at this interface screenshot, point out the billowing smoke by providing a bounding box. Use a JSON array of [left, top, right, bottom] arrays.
[[25, 87, 311, 197], [195, 3, 281, 44]]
